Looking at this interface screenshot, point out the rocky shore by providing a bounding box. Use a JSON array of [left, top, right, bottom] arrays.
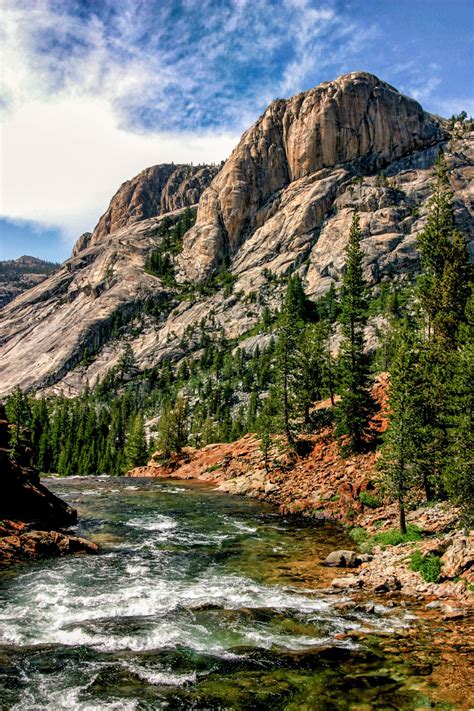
[[0, 416, 97, 565], [129, 389, 473, 613]]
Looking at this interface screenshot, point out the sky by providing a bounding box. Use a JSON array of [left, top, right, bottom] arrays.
[[0, 0, 473, 262]]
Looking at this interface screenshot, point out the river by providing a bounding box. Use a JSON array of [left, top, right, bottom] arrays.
[[0, 477, 468, 709]]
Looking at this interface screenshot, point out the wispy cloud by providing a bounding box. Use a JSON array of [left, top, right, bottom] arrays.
[[1, 0, 471, 249]]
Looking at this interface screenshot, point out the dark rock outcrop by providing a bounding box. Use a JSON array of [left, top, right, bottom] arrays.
[[0, 416, 97, 564]]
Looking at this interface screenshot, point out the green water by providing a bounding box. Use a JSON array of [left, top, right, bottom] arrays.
[[0, 477, 456, 709]]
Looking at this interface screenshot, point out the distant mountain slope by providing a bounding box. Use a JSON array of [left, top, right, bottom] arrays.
[[0, 256, 60, 308], [0, 72, 472, 398]]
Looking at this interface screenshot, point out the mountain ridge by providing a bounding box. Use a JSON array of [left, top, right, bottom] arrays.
[[0, 71, 472, 398]]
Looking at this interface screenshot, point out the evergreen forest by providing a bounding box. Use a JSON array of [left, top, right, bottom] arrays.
[[5, 154, 473, 528]]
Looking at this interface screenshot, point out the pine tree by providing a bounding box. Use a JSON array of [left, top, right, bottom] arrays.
[[414, 153, 473, 498], [335, 212, 372, 452], [124, 414, 148, 470], [417, 152, 472, 348], [118, 343, 136, 383], [444, 290, 474, 524], [5, 386, 31, 458], [295, 323, 327, 427], [156, 396, 189, 459], [275, 275, 306, 445], [378, 329, 424, 533]]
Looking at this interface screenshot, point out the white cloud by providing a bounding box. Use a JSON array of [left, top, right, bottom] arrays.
[[0, 3, 237, 242], [0, 95, 237, 240]]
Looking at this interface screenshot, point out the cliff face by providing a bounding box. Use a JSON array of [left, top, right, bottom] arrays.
[[176, 72, 445, 282], [87, 163, 219, 249], [0, 72, 472, 398]]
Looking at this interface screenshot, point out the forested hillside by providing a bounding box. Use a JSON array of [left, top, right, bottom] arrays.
[[5, 153, 473, 528]]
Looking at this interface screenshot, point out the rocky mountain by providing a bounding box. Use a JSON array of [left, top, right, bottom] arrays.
[[0, 255, 60, 308], [0, 72, 472, 399], [89, 163, 220, 247]]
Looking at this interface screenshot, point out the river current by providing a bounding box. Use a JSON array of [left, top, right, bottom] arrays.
[[0, 477, 462, 709]]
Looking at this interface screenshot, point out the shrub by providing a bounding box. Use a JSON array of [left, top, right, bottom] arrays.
[[347, 525, 423, 553], [349, 526, 369, 546], [371, 525, 422, 548], [410, 550, 442, 583], [359, 490, 381, 508]]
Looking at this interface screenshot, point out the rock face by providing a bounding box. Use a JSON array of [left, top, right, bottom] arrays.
[[87, 163, 219, 249], [0, 72, 472, 397], [176, 72, 446, 282]]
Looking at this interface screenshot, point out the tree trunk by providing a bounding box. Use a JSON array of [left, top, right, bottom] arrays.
[[399, 499, 407, 534]]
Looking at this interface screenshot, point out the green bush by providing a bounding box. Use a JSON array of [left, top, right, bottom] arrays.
[[348, 525, 422, 553], [371, 525, 422, 548], [349, 526, 369, 546], [410, 550, 442, 583], [359, 490, 381, 508]]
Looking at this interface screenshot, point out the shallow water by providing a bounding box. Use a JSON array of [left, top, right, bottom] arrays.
[[0, 477, 463, 709]]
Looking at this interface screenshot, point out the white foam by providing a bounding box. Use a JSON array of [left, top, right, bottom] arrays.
[[123, 661, 197, 686], [126, 515, 177, 532]]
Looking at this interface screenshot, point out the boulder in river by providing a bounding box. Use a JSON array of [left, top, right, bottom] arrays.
[[323, 550, 372, 567]]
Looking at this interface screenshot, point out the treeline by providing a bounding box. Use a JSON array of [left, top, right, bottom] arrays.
[[4, 154, 473, 527], [144, 208, 195, 285]]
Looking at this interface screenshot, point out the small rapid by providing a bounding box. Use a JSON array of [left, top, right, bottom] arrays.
[[0, 477, 429, 710]]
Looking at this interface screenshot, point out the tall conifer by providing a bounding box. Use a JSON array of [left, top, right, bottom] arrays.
[[335, 212, 372, 452]]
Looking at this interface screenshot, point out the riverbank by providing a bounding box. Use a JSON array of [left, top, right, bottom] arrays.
[[2, 475, 473, 710], [129, 426, 473, 612], [0, 416, 97, 565]]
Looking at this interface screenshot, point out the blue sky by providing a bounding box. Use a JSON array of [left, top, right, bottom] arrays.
[[1, 0, 473, 262]]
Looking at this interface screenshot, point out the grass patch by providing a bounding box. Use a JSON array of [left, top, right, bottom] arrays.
[[359, 491, 381, 509], [410, 550, 442, 583], [350, 524, 423, 553], [349, 527, 369, 546], [371, 525, 423, 548]]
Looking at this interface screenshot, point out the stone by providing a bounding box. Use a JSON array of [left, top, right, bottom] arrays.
[[323, 550, 363, 567], [373, 576, 402, 593], [330, 575, 361, 589], [441, 533, 474, 579]]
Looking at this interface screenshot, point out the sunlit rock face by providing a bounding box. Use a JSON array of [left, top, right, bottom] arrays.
[[0, 72, 472, 398], [86, 163, 220, 249], [176, 72, 447, 283]]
